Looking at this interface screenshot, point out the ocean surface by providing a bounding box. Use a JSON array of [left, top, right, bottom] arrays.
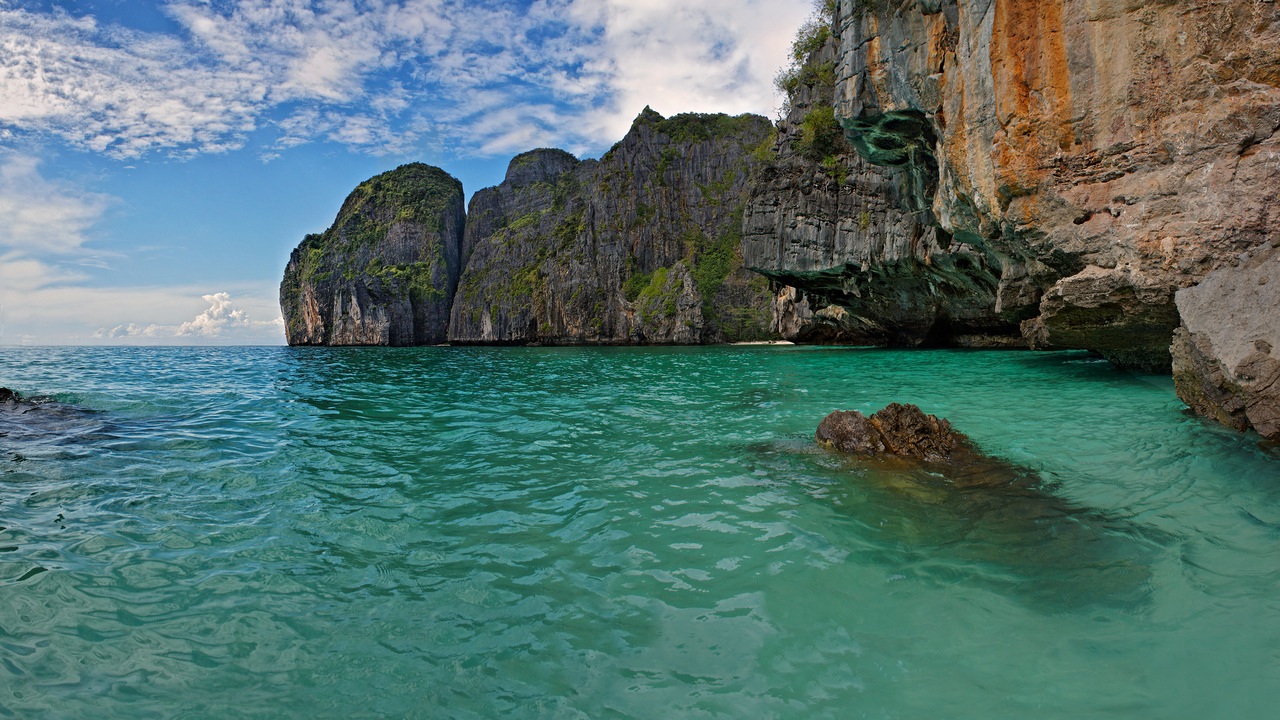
[[1, 345, 1278, 719]]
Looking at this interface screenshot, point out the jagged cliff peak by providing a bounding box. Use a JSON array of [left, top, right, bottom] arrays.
[[449, 105, 777, 346], [604, 107, 774, 159], [503, 148, 580, 188]]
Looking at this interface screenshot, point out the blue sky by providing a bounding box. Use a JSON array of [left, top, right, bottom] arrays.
[[0, 0, 811, 345]]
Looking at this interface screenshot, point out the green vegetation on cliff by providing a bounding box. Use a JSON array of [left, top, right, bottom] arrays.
[[774, 0, 838, 105], [340, 163, 462, 235], [292, 163, 462, 301], [280, 162, 465, 345]]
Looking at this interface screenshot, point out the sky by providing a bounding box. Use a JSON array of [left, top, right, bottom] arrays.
[[0, 0, 813, 345]]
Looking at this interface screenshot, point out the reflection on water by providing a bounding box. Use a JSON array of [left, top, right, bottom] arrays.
[[1, 346, 1279, 719]]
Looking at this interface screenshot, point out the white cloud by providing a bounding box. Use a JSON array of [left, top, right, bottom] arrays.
[[0, 154, 112, 254], [94, 322, 166, 339], [0, 7, 265, 157], [177, 291, 280, 337], [91, 291, 284, 343], [0, 0, 811, 158], [564, 0, 812, 142]]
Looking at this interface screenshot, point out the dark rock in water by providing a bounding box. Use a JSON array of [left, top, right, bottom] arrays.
[[816, 403, 965, 464], [0, 388, 16, 405], [815, 402, 1053, 492]]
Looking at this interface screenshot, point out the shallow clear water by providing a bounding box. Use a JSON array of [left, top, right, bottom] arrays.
[[2, 345, 1278, 719]]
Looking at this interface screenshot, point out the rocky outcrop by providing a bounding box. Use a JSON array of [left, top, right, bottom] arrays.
[[449, 110, 776, 344], [280, 163, 466, 346], [814, 402, 1158, 608], [1172, 245, 1280, 440], [826, 0, 1280, 370], [816, 403, 965, 462]]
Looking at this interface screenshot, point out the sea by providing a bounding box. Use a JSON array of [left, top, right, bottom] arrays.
[[1, 345, 1278, 719]]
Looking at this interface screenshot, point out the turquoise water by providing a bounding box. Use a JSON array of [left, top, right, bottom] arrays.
[[2, 346, 1278, 719]]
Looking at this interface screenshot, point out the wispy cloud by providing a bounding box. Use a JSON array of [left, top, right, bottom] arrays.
[[0, 154, 112, 255], [0, 0, 809, 159]]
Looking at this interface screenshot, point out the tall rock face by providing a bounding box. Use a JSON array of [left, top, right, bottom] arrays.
[[825, 0, 1279, 372], [280, 164, 465, 346], [743, 18, 1018, 347], [448, 109, 776, 345]]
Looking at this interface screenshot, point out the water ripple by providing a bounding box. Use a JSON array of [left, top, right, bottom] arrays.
[[1, 346, 1279, 718]]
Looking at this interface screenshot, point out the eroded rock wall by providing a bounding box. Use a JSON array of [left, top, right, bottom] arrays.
[[743, 22, 1020, 346], [280, 163, 466, 346]]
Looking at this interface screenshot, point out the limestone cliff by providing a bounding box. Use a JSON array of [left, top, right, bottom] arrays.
[[743, 12, 1017, 346], [280, 163, 465, 346], [745, 0, 1278, 437], [832, 0, 1278, 374], [448, 110, 776, 344]]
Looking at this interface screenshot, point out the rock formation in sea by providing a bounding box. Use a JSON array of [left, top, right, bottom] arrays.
[[280, 163, 466, 346], [1172, 245, 1280, 440], [281, 111, 776, 347], [449, 109, 775, 344], [816, 403, 965, 463]]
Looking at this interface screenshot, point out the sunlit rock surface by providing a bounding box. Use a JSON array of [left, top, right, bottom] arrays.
[[1173, 246, 1280, 440]]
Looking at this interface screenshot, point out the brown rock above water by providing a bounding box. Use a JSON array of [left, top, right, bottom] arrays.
[[815, 403, 964, 463]]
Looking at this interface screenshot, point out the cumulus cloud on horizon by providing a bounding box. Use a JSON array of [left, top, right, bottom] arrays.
[[0, 0, 811, 159], [94, 292, 283, 342]]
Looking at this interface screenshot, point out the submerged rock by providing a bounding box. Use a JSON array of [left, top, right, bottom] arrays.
[[813, 402, 1158, 608], [0, 388, 16, 405]]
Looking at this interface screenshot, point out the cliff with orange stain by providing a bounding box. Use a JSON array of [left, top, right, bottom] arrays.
[[836, 0, 1279, 437]]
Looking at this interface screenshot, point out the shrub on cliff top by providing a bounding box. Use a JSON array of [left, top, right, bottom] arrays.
[[774, 0, 838, 114]]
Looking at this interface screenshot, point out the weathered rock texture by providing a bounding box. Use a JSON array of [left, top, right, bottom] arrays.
[[744, 15, 1017, 346], [847, 0, 1279, 368], [816, 402, 965, 462], [750, 0, 1279, 371], [449, 109, 776, 344], [1173, 246, 1280, 441], [280, 163, 465, 346]]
